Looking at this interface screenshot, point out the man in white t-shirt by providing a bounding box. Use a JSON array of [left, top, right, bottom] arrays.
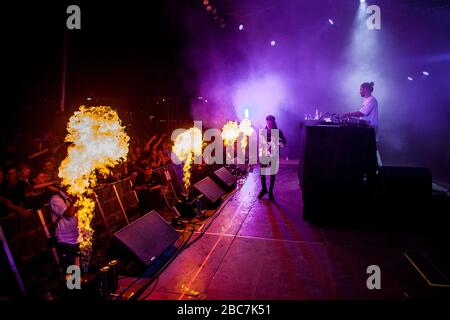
[[49, 189, 79, 273], [343, 82, 382, 165], [343, 82, 378, 134]]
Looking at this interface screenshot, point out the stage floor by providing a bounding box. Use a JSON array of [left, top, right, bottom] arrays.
[[119, 162, 450, 300]]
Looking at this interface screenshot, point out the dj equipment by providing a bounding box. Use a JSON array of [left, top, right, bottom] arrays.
[[317, 115, 370, 127]]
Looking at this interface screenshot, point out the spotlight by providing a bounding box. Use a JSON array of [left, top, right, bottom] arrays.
[[238, 24, 244, 31], [407, 77, 414, 81], [328, 19, 334, 25], [198, 96, 203, 100], [422, 71, 430, 76], [206, 5, 213, 12], [270, 40, 276, 46], [360, 0, 366, 3], [244, 109, 249, 119]]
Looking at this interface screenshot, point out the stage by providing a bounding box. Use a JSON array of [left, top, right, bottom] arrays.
[[117, 161, 450, 300]]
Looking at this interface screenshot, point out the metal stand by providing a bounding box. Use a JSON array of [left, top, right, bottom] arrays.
[[195, 194, 205, 216], [0, 224, 26, 296], [112, 184, 130, 225], [36, 209, 61, 269], [93, 194, 112, 238]]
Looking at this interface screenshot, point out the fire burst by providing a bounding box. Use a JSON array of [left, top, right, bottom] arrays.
[[238, 118, 254, 154], [172, 127, 203, 191], [221, 121, 239, 146], [58, 106, 129, 255]]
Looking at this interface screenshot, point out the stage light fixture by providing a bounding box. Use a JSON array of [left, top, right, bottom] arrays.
[[270, 40, 276, 46], [239, 24, 244, 31], [328, 19, 334, 25], [422, 71, 430, 76]]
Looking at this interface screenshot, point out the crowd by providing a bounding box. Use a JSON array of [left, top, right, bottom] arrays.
[[0, 130, 175, 219], [0, 129, 183, 298]]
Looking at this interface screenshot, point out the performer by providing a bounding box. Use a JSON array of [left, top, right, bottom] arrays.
[[343, 82, 378, 135], [258, 115, 287, 200]]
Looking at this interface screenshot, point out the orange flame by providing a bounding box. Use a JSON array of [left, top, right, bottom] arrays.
[[172, 127, 202, 190], [58, 106, 129, 254], [221, 121, 239, 146], [238, 118, 254, 154]]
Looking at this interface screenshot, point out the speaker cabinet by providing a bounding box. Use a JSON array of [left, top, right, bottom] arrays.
[[193, 176, 226, 208], [111, 211, 179, 271], [376, 166, 432, 222], [212, 167, 237, 191]]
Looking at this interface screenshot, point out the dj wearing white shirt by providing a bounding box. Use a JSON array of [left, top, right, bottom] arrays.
[[343, 82, 378, 134], [343, 82, 382, 165]]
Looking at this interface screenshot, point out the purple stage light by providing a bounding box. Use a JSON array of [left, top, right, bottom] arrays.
[[408, 77, 414, 81], [270, 40, 276, 46], [328, 19, 334, 25], [232, 74, 287, 126], [239, 24, 244, 31], [422, 71, 430, 76]]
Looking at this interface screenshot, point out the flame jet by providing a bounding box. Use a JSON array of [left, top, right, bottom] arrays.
[[58, 106, 129, 255], [172, 127, 203, 192], [238, 118, 254, 156]]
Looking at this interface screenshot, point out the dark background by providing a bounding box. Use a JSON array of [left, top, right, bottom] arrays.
[[2, 0, 450, 185]]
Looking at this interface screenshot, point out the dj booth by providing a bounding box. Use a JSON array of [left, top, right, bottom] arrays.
[[298, 121, 378, 225]]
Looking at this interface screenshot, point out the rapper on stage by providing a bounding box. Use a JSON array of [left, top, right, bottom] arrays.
[[258, 115, 287, 200]]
